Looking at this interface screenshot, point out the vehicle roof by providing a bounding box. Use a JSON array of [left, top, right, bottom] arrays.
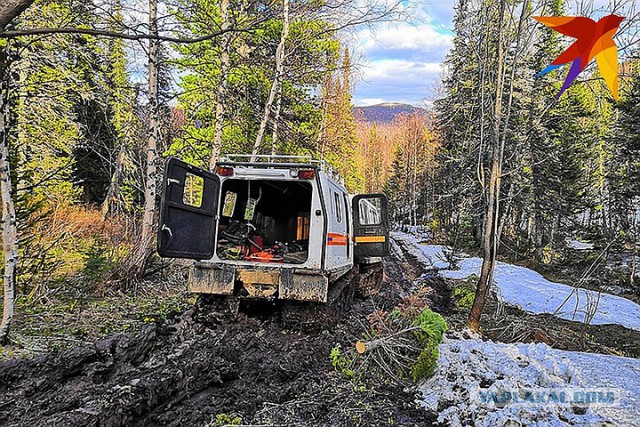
[[215, 156, 348, 193], [216, 160, 318, 169]]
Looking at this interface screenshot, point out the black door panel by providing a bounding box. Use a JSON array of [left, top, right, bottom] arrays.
[[157, 157, 219, 259], [352, 194, 389, 258]]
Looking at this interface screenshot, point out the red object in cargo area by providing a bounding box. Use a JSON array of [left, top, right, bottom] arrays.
[[248, 251, 283, 263], [249, 236, 264, 254]]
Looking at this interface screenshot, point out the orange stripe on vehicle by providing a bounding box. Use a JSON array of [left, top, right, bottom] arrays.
[[354, 235, 386, 243], [327, 233, 348, 246]]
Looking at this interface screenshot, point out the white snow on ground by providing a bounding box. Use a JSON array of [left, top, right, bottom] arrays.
[[567, 240, 595, 251], [419, 339, 640, 427], [391, 232, 640, 331], [391, 232, 458, 269], [441, 256, 640, 331]]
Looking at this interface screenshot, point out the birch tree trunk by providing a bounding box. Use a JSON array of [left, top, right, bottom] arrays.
[[0, 49, 18, 344], [251, 0, 289, 161], [209, 0, 230, 170], [270, 79, 283, 155], [317, 75, 330, 161], [131, 0, 159, 279]]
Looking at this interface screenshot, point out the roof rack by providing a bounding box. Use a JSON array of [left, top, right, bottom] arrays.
[[220, 154, 321, 165], [217, 154, 344, 185]]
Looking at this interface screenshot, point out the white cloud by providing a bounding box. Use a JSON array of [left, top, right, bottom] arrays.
[[354, 59, 443, 106], [363, 59, 443, 79], [351, 1, 455, 106], [354, 98, 387, 106], [357, 23, 453, 55]]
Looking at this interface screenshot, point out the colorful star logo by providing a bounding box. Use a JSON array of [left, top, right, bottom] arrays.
[[534, 15, 625, 100]]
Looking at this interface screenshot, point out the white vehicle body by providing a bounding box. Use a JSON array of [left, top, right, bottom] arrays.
[[157, 155, 389, 303]]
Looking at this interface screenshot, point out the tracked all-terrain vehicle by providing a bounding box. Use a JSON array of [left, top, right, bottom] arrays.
[[157, 155, 389, 308]]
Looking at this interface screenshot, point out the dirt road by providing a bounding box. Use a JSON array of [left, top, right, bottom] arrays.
[[0, 249, 442, 426]]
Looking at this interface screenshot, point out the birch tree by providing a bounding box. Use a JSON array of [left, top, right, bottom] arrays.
[[0, 44, 18, 344], [0, 0, 34, 344], [130, 0, 160, 278], [209, 0, 230, 170], [251, 0, 290, 160]]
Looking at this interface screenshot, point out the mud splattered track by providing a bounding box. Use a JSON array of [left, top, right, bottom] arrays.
[[0, 255, 439, 426]]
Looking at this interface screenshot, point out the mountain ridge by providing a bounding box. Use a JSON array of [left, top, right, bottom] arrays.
[[353, 102, 427, 123]]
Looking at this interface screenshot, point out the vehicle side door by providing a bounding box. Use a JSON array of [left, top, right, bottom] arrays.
[[352, 194, 389, 258], [157, 157, 220, 259]]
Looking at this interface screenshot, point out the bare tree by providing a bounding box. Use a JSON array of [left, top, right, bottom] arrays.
[[249, 0, 403, 160], [0, 47, 18, 344], [101, 132, 131, 218], [0, 0, 32, 344], [209, 0, 230, 170], [467, 0, 507, 332], [468, 0, 530, 331], [130, 0, 160, 279], [251, 0, 290, 160], [270, 80, 283, 156]]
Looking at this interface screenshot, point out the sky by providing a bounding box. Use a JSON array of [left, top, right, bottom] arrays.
[[350, 0, 627, 107], [352, 0, 456, 107], [123, 0, 629, 108]]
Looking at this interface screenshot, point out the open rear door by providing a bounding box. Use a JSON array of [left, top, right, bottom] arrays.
[[352, 194, 389, 258], [157, 157, 220, 259]]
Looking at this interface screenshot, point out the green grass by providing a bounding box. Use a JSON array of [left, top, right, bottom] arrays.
[[0, 264, 194, 361]]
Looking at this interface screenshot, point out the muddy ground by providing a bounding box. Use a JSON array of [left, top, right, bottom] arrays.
[[0, 251, 443, 427], [4, 235, 637, 427]]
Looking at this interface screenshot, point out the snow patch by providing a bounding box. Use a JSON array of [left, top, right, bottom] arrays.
[[391, 233, 640, 331], [567, 240, 595, 250], [439, 256, 640, 331], [419, 339, 640, 426], [391, 232, 460, 269]]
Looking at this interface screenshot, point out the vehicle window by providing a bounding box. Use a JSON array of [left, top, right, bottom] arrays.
[[334, 192, 342, 222], [222, 191, 237, 217], [183, 173, 204, 208], [359, 198, 382, 225], [244, 198, 258, 220], [297, 214, 310, 240]]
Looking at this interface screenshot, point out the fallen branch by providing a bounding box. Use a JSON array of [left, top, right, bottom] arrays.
[[355, 326, 420, 354]]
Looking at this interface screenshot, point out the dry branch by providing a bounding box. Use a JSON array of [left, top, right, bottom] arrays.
[[355, 326, 419, 354], [0, 21, 266, 42]]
